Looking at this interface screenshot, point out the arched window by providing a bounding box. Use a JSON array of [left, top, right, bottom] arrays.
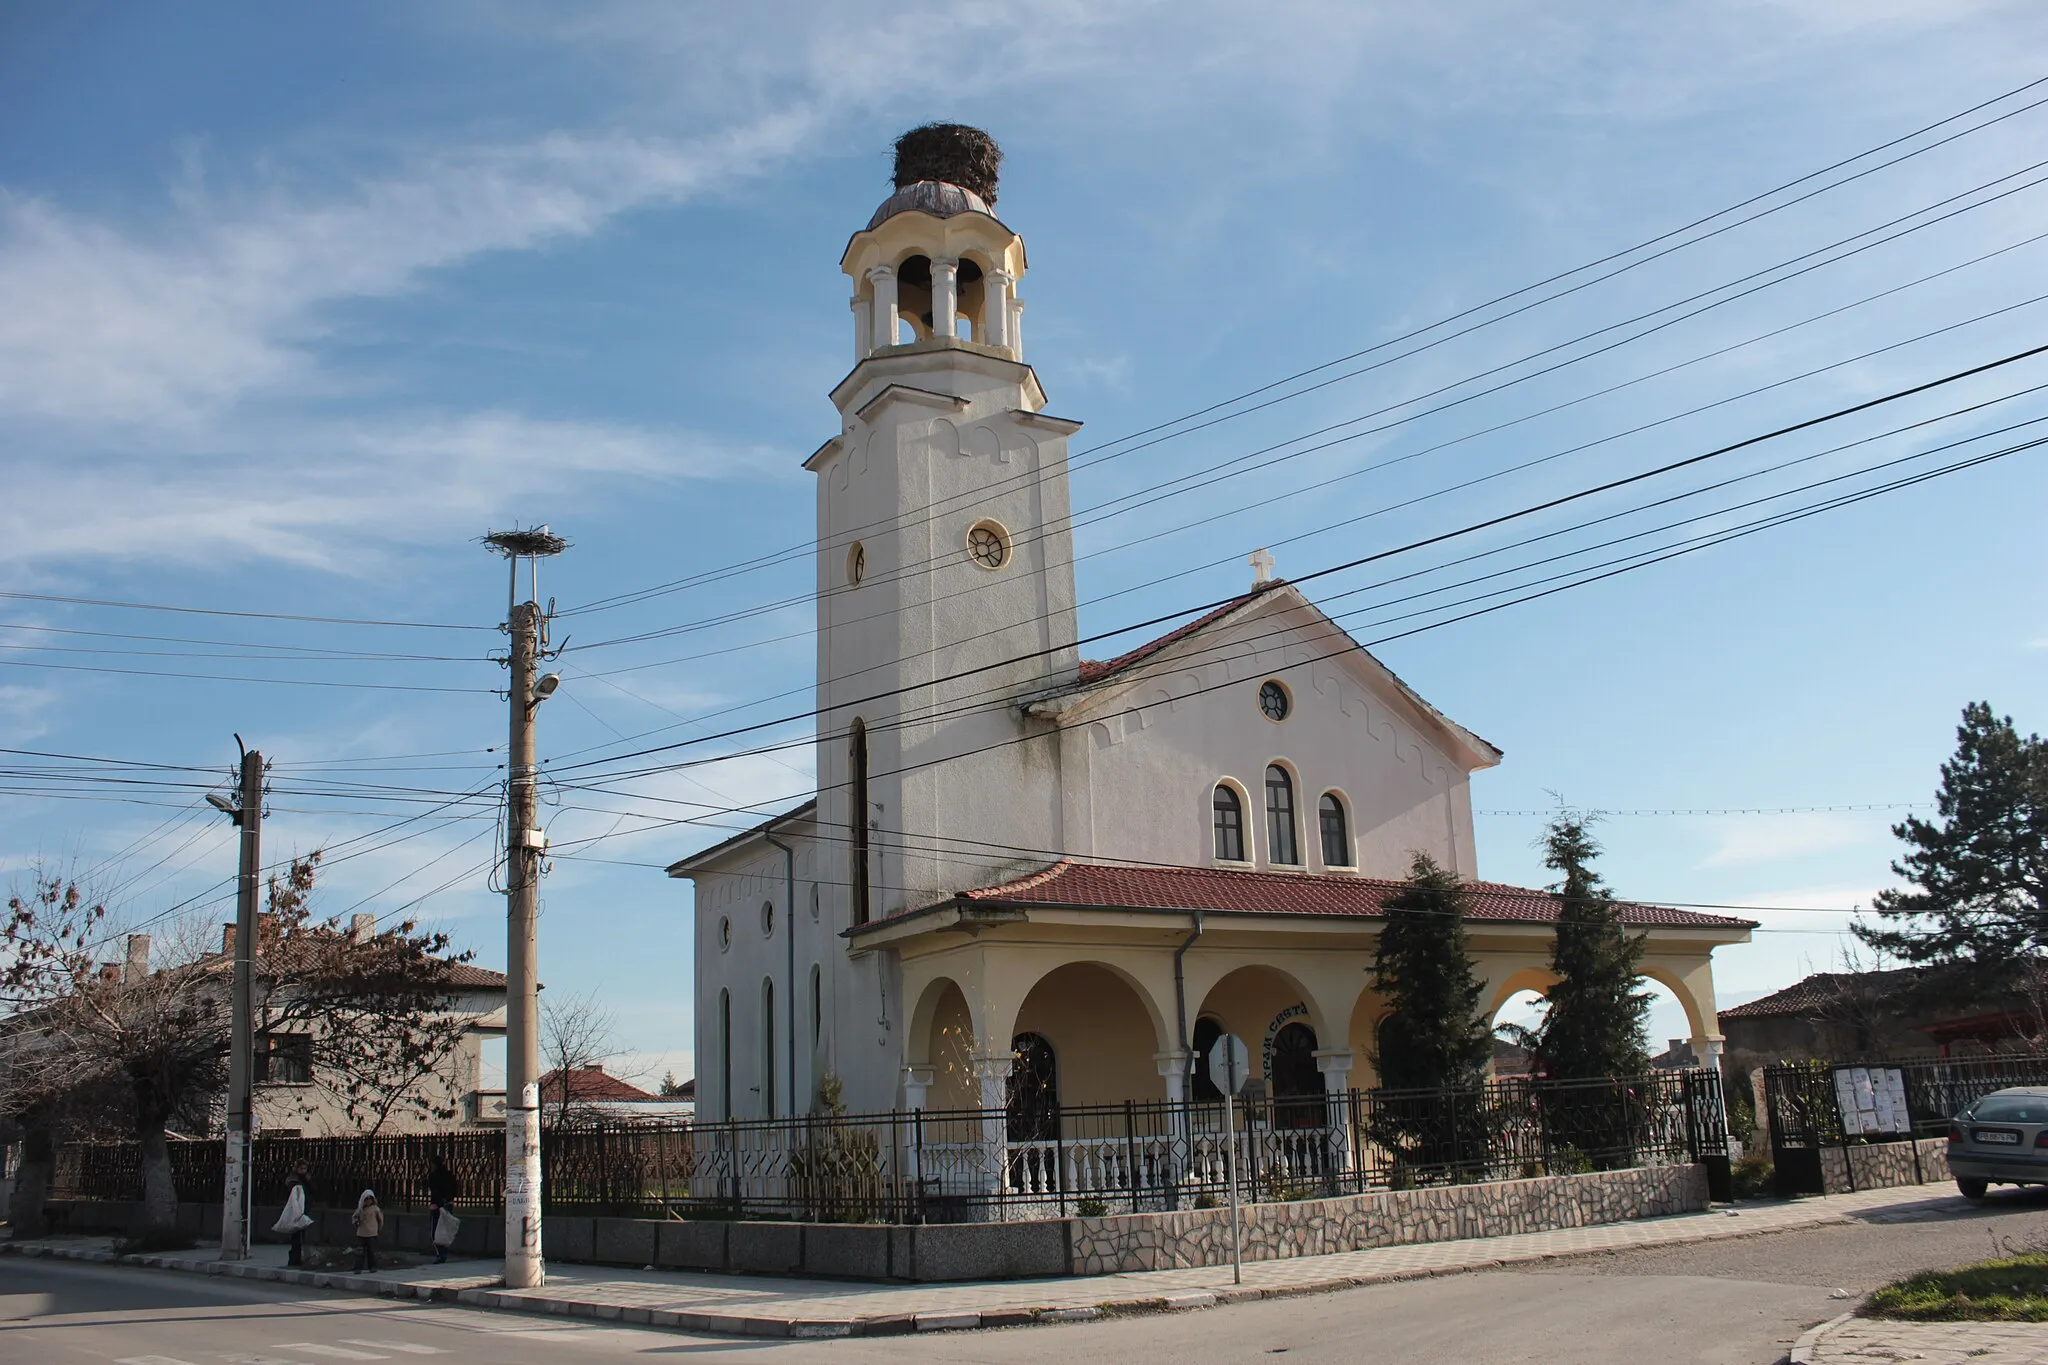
[[1212, 783, 1245, 861], [1266, 765, 1299, 865], [718, 988, 732, 1121], [1007, 1033, 1060, 1143], [810, 963, 823, 1049], [1319, 793, 1350, 867], [762, 978, 776, 1118], [1190, 1016, 1225, 1103], [849, 718, 871, 926]]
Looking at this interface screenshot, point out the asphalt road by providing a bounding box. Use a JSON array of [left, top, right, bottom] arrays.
[[6, 1185, 2047, 1365]]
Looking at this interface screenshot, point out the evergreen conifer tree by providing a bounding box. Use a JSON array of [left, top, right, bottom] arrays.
[[1371, 852, 1492, 1091], [1854, 702, 2047, 973], [1529, 815, 1651, 1080]]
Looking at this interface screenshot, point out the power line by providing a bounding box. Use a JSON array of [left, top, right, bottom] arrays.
[[543, 342, 2048, 781], [562, 74, 2048, 620], [561, 153, 2048, 663], [0, 590, 493, 631]]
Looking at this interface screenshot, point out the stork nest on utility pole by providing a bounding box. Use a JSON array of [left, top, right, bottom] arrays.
[[483, 528, 569, 558], [892, 123, 1002, 205]]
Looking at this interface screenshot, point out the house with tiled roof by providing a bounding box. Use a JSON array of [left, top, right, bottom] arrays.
[[667, 129, 1752, 1130], [1718, 964, 2046, 1071]]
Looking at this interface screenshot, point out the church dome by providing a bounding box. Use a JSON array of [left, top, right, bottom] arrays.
[[865, 179, 993, 231]]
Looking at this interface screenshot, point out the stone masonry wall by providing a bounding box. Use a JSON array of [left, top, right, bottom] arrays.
[[1068, 1164, 1709, 1274], [1820, 1138, 1949, 1195]]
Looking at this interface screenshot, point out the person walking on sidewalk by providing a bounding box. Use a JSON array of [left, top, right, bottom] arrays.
[[273, 1162, 314, 1267], [351, 1189, 384, 1272], [426, 1154, 460, 1264]]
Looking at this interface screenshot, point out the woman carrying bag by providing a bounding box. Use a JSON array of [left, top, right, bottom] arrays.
[[425, 1153, 461, 1264], [272, 1162, 314, 1267]]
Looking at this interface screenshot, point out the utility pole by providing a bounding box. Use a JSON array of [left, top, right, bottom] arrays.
[[213, 741, 263, 1261], [486, 527, 565, 1291]]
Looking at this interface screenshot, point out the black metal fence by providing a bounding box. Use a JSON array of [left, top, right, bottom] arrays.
[[50, 1069, 1725, 1224], [51, 1124, 695, 1216], [1765, 1051, 2048, 1149], [1762, 1051, 2048, 1195]]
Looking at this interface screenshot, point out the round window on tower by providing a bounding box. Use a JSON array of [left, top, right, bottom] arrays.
[[966, 520, 1010, 571], [1259, 679, 1291, 723], [718, 915, 732, 952], [847, 541, 867, 584], [761, 900, 775, 938]]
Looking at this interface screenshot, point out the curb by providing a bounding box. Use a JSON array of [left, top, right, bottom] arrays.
[[1788, 1311, 1855, 1364], [0, 1200, 1871, 1341]]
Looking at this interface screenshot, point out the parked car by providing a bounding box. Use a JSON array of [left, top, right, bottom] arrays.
[[1946, 1086, 2048, 1198]]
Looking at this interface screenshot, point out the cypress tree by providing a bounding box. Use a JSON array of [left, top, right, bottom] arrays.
[[1369, 852, 1494, 1177], [1531, 815, 1650, 1081], [1371, 852, 1492, 1091]]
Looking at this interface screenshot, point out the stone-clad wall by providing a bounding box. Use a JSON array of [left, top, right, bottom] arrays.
[[1069, 1164, 1709, 1274], [1820, 1139, 1949, 1195]]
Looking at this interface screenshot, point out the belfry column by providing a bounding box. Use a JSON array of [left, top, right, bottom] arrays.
[[868, 265, 898, 348], [931, 258, 959, 339], [983, 268, 1013, 350], [1009, 296, 1024, 355], [851, 295, 872, 360]]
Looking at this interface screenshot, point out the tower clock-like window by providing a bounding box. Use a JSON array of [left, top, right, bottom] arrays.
[[849, 718, 871, 926], [1212, 783, 1245, 862], [966, 520, 1009, 570], [1266, 764, 1299, 865]]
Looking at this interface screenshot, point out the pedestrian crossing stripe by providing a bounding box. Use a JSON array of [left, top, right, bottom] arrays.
[[272, 1348, 387, 1361], [339, 1344, 448, 1356]]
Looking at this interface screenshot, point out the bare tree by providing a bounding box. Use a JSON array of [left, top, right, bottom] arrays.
[[3, 853, 479, 1241], [540, 988, 620, 1128]]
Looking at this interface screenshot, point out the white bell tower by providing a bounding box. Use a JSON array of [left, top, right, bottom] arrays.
[[806, 125, 1081, 925]]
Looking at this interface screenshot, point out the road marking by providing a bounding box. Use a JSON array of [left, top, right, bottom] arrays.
[[218, 1355, 318, 1365], [115, 1357, 202, 1365], [339, 1344, 449, 1356], [271, 1349, 388, 1361]]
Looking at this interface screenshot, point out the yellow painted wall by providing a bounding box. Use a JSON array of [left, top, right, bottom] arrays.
[[1195, 966, 1318, 1081], [1013, 963, 1164, 1106]]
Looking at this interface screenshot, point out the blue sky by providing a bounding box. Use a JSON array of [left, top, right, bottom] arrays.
[[3, 1, 2046, 1082]]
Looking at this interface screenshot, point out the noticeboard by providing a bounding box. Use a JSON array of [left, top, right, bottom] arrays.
[[1832, 1065, 1911, 1138]]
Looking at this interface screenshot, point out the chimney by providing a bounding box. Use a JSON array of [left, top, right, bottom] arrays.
[[350, 913, 375, 944], [223, 923, 236, 955], [124, 933, 151, 984]]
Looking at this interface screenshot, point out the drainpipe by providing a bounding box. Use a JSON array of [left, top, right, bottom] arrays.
[[764, 823, 798, 1118], [1173, 910, 1206, 1054]]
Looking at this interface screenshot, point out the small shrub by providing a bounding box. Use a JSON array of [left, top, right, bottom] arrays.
[[1192, 1193, 1220, 1210], [1730, 1152, 1775, 1200], [1075, 1198, 1109, 1218]]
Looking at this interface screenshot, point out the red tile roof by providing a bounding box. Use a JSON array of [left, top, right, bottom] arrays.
[[1076, 586, 1271, 685], [1717, 967, 1926, 1019], [537, 1065, 663, 1103], [923, 859, 1753, 929]]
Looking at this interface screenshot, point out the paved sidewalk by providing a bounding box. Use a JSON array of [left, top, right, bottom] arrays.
[[1, 1184, 1958, 1339], [1804, 1316, 2048, 1364]]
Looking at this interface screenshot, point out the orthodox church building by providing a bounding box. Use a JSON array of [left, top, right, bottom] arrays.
[[670, 128, 1750, 1125]]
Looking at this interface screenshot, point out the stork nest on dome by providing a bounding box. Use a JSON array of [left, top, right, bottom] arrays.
[[892, 123, 1001, 205]]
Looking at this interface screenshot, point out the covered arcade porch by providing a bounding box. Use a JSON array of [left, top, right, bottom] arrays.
[[851, 860, 1750, 1209]]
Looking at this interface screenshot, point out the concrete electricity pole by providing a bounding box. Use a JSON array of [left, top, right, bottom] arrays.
[[213, 741, 263, 1261], [486, 527, 565, 1290]]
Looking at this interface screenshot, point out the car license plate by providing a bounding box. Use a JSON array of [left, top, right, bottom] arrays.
[[1973, 1128, 2022, 1144]]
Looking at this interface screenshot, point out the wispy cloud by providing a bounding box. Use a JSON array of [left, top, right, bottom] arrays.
[[1696, 811, 1880, 869]]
